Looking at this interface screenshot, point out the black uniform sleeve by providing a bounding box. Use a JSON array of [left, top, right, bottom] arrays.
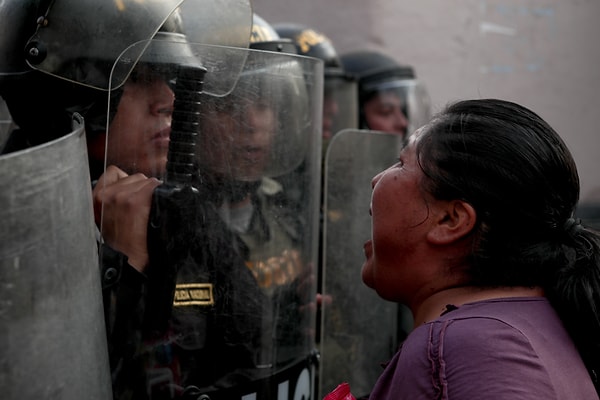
[[99, 243, 149, 397]]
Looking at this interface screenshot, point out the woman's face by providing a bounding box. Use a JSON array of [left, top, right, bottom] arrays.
[[362, 130, 435, 303], [363, 91, 409, 137], [104, 72, 175, 178]]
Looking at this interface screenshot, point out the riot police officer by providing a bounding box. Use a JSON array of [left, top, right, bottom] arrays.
[[0, 1, 253, 398], [340, 49, 431, 141]]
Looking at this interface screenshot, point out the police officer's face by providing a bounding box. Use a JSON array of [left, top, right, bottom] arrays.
[[105, 70, 174, 178], [199, 99, 276, 182], [364, 90, 409, 137]]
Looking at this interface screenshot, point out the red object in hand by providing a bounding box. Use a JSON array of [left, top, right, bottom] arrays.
[[323, 382, 357, 400]]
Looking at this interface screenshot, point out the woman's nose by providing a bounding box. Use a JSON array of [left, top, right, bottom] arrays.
[[371, 170, 384, 189]]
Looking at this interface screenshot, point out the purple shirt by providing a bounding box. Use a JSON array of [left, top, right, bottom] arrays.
[[369, 297, 598, 399]]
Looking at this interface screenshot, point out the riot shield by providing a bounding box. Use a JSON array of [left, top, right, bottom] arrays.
[[0, 115, 111, 399], [319, 129, 411, 398], [98, 41, 323, 399]]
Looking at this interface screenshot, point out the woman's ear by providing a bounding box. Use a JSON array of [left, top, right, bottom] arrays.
[[427, 200, 476, 245]]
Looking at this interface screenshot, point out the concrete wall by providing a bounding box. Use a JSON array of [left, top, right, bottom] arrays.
[[253, 0, 600, 200]]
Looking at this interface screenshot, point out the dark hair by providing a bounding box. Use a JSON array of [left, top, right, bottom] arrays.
[[416, 98, 600, 390]]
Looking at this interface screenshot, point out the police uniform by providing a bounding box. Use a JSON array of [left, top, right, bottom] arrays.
[[101, 192, 266, 399]]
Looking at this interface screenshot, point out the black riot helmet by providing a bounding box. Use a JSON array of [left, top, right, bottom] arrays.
[[0, 0, 252, 151], [340, 50, 416, 103], [272, 23, 344, 78], [250, 14, 297, 54], [273, 23, 358, 142], [340, 49, 430, 138]]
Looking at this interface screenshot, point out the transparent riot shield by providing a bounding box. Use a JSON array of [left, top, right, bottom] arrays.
[[98, 40, 323, 399], [0, 115, 111, 399], [319, 129, 411, 398]]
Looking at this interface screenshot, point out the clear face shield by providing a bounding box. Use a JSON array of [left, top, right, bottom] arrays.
[[361, 78, 431, 138], [197, 52, 314, 182], [22, 0, 252, 90], [100, 40, 323, 398]]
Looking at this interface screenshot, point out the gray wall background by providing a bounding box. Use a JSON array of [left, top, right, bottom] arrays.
[[253, 0, 600, 201]]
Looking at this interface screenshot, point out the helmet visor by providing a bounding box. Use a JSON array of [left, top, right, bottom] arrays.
[[24, 0, 252, 90], [363, 78, 431, 134]]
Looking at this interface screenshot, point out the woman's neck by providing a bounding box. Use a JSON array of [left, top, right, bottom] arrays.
[[412, 285, 545, 327]]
